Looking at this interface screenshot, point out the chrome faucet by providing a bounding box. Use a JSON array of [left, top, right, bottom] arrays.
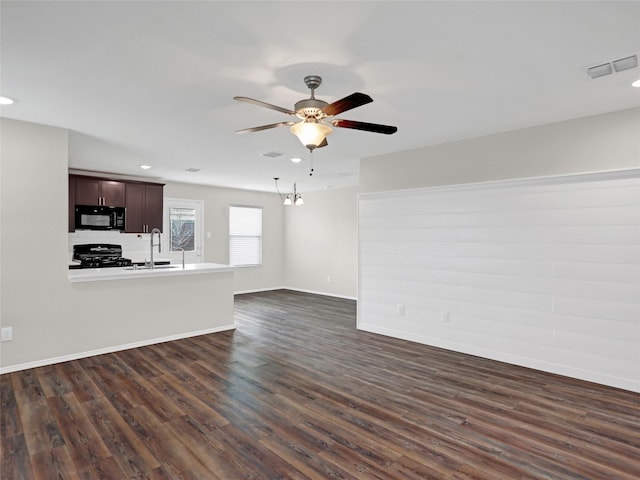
[[149, 228, 161, 269], [174, 247, 185, 269]]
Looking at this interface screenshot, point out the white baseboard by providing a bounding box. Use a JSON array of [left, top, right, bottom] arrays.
[[281, 286, 357, 301], [358, 323, 640, 394], [0, 324, 235, 375], [234, 286, 285, 295], [235, 286, 357, 301]]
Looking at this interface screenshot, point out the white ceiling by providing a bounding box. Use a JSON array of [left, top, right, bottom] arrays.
[[1, 1, 639, 192]]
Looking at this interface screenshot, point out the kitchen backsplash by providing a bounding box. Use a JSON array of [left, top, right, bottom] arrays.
[[69, 231, 161, 262]]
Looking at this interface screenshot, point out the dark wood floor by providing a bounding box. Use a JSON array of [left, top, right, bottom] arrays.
[[2, 290, 639, 479]]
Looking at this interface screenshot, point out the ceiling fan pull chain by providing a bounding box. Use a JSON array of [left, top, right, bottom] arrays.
[[309, 150, 314, 176]]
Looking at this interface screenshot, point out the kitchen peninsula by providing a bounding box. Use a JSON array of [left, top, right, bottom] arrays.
[[68, 262, 233, 282], [64, 262, 236, 365]]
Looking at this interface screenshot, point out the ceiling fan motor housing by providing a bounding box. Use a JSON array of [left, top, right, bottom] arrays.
[[294, 98, 329, 120]]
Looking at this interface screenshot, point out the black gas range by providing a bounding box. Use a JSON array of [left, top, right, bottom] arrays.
[[70, 244, 132, 269]]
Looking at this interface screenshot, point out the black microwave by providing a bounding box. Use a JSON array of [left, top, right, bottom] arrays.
[[75, 205, 125, 231]]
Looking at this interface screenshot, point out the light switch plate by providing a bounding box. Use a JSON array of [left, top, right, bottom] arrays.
[[1, 327, 13, 342]]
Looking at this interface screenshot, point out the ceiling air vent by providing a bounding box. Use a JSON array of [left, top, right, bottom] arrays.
[[613, 55, 638, 72], [587, 54, 638, 79], [260, 151, 283, 158], [587, 63, 613, 79], [185, 168, 201, 173]]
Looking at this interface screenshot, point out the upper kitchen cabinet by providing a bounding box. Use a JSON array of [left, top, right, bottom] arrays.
[[125, 182, 164, 233], [74, 175, 125, 207], [69, 175, 76, 232]]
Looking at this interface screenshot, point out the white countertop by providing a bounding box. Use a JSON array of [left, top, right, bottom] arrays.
[[68, 262, 234, 283]]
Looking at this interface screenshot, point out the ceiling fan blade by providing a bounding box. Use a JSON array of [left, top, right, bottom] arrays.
[[235, 121, 294, 134], [233, 96, 296, 115], [322, 92, 373, 116], [331, 119, 398, 135]]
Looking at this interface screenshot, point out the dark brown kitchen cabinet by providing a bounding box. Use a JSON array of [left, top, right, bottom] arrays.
[[74, 176, 125, 207], [69, 175, 76, 232], [125, 182, 164, 233]]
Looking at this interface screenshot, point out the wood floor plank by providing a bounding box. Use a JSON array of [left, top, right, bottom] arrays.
[[75, 455, 128, 479], [81, 396, 161, 477], [30, 445, 79, 480], [1, 289, 639, 479], [1, 375, 23, 439], [15, 395, 65, 456], [46, 392, 113, 471], [1, 434, 34, 480], [57, 360, 104, 403]]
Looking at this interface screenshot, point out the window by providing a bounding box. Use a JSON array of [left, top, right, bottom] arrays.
[[164, 198, 204, 264], [229, 206, 262, 266], [169, 207, 195, 252]]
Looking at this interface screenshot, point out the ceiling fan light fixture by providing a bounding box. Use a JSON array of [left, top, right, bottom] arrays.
[[290, 120, 332, 150]]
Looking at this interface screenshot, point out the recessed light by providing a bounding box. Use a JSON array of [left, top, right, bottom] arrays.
[[139, 164, 152, 170], [0, 96, 15, 105], [290, 157, 302, 163], [633, 79, 640, 88]]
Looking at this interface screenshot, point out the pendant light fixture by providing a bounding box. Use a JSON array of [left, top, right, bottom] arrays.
[[274, 178, 304, 206], [285, 183, 304, 205]]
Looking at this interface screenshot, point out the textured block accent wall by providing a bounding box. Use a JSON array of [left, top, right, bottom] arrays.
[[358, 169, 639, 392]]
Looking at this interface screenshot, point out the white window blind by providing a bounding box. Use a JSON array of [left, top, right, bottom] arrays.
[[229, 206, 262, 266]]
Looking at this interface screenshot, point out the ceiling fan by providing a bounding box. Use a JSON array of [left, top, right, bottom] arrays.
[[234, 75, 398, 151]]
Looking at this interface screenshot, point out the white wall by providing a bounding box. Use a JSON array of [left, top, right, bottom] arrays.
[[358, 171, 640, 392], [361, 107, 640, 193], [283, 186, 359, 299], [1, 119, 70, 368], [163, 182, 284, 293], [0, 119, 244, 371], [282, 109, 640, 301]]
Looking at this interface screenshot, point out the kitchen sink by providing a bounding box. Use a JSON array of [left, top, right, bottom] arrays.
[[124, 264, 183, 271]]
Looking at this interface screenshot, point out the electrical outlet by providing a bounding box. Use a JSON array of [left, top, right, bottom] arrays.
[[1, 327, 13, 342], [441, 311, 450, 323], [397, 304, 405, 316]]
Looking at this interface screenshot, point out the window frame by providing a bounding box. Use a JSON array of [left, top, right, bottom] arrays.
[[228, 205, 263, 267]]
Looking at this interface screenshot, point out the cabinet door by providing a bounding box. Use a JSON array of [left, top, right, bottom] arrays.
[[101, 181, 125, 207], [73, 177, 125, 206], [75, 177, 101, 205], [125, 183, 145, 233], [144, 184, 164, 232], [69, 176, 76, 232]]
